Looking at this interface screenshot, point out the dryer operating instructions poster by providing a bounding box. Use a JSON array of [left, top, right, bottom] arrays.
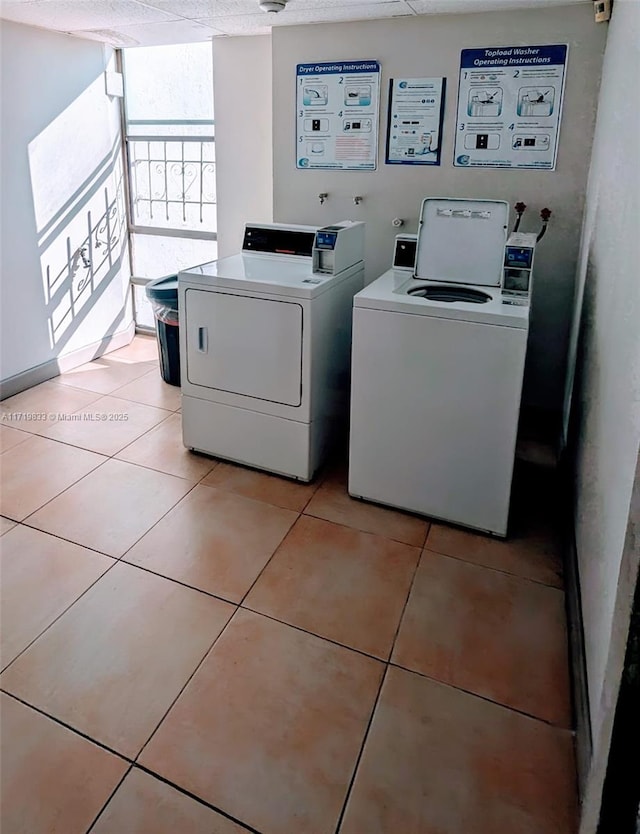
[[296, 60, 381, 170], [454, 44, 568, 169]]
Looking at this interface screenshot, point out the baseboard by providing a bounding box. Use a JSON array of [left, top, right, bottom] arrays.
[[0, 321, 135, 400], [565, 524, 593, 797]]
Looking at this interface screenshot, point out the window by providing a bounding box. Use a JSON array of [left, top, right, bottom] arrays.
[[121, 42, 217, 325]]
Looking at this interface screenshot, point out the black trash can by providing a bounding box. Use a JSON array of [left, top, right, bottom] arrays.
[[145, 275, 181, 386]]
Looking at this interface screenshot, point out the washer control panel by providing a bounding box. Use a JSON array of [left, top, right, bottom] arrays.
[[502, 232, 537, 298]]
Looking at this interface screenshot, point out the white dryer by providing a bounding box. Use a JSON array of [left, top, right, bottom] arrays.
[[179, 221, 365, 481], [348, 198, 528, 537]]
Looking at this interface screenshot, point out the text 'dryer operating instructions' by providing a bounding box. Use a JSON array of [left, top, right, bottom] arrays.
[[296, 60, 381, 171]]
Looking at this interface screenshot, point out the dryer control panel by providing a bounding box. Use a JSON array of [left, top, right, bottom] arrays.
[[242, 223, 317, 257], [312, 221, 365, 275]]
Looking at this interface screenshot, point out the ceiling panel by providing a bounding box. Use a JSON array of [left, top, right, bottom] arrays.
[[407, 0, 585, 12], [73, 17, 224, 46], [0, 0, 590, 43], [200, 1, 412, 34], [1, 0, 179, 32], [141, 0, 407, 17], [138, 0, 243, 18], [68, 27, 146, 46], [286, 0, 413, 8]]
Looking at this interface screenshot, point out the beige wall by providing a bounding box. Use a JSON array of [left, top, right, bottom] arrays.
[[272, 4, 606, 410], [212, 35, 273, 258], [567, 1, 640, 829]]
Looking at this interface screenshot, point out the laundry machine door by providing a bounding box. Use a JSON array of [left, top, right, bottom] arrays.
[[185, 289, 303, 406]]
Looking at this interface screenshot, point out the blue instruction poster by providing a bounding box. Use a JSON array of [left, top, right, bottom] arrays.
[[454, 44, 568, 169], [296, 60, 381, 170], [386, 77, 446, 166]]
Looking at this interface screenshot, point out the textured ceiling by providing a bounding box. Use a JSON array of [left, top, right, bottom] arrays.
[[0, 0, 588, 46]]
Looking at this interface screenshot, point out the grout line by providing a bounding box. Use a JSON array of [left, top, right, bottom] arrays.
[[1, 385, 103, 416], [2, 366, 181, 466], [421, 543, 565, 592], [16, 454, 111, 523], [37, 409, 174, 460], [0, 689, 133, 762], [0, 425, 45, 445], [119, 558, 238, 606], [40, 380, 107, 394], [0, 519, 571, 723], [87, 394, 174, 420], [84, 763, 134, 834], [299, 481, 323, 513], [237, 513, 302, 607], [333, 664, 390, 834], [0, 548, 119, 675], [112, 421, 218, 483], [37, 413, 199, 477], [385, 546, 424, 663], [4, 483, 214, 676], [17, 519, 117, 559], [131, 762, 264, 834], [0, 511, 22, 523], [386, 661, 575, 732], [300, 504, 425, 549], [38, 433, 114, 458], [4, 425, 101, 458], [197, 466, 321, 512], [239, 605, 387, 665], [106, 389, 181, 412], [1, 428, 111, 459], [47, 367, 153, 396], [192, 459, 221, 487], [19, 461, 196, 565], [115, 480, 201, 562], [2, 535, 571, 733], [132, 605, 241, 765]]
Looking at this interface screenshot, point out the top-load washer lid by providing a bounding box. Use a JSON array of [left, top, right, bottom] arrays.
[[414, 198, 509, 287]]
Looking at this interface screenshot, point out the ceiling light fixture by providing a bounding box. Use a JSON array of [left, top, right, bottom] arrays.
[[259, 0, 288, 12]]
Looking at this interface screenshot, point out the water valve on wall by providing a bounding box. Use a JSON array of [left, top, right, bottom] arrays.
[[392, 218, 404, 228], [353, 196, 363, 206], [318, 192, 328, 205]]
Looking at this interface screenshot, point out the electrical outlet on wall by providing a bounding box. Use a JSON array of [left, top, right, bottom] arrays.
[[594, 0, 612, 23]]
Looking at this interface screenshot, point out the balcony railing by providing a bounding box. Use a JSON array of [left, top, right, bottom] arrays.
[[126, 134, 216, 240]]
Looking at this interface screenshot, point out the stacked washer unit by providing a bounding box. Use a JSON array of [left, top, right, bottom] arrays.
[[348, 198, 530, 537], [179, 221, 365, 482]]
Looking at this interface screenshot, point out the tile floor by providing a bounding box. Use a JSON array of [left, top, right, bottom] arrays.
[[0, 336, 577, 834]]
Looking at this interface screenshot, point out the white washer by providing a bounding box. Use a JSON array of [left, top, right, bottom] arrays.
[[179, 221, 364, 481], [348, 198, 529, 537]]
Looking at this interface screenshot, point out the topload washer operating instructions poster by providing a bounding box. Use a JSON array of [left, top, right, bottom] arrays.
[[296, 60, 381, 170], [454, 44, 568, 170]]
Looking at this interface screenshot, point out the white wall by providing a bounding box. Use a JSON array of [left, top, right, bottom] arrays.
[[272, 5, 605, 410], [0, 22, 132, 389], [212, 35, 273, 258], [568, 1, 640, 828]]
